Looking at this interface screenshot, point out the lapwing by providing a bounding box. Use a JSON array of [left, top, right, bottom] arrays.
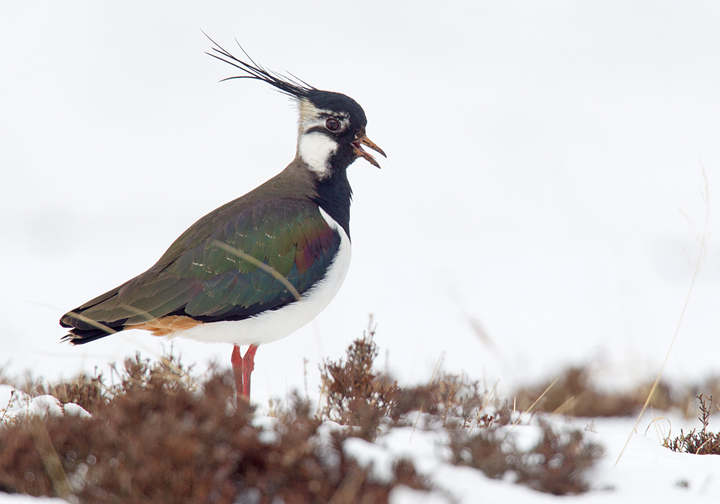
[[59, 40, 385, 401]]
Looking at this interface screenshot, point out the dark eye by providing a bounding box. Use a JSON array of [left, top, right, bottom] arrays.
[[325, 117, 341, 131]]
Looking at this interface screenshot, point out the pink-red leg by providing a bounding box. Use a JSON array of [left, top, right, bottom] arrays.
[[230, 344, 259, 402], [231, 345, 244, 402], [242, 344, 259, 398]]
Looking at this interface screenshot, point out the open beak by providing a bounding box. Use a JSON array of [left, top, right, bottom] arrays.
[[352, 130, 386, 168]]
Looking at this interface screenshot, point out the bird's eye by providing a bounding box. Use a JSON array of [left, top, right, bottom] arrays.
[[325, 117, 341, 132]]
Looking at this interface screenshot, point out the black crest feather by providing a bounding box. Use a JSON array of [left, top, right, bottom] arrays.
[[204, 33, 316, 99]]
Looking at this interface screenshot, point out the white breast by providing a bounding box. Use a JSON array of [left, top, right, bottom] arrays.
[[169, 207, 351, 346]]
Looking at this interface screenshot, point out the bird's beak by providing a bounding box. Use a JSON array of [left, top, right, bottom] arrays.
[[352, 130, 386, 168]]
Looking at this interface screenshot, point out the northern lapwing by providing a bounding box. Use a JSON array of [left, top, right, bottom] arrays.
[[59, 41, 385, 401]]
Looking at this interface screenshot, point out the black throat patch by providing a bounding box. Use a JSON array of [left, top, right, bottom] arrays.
[[314, 168, 353, 240]]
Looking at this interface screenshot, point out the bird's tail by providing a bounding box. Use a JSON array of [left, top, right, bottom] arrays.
[[60, 286, 128, 344]]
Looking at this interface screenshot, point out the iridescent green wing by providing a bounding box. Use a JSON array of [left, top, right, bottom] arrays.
[[62, 198, 339, 338]]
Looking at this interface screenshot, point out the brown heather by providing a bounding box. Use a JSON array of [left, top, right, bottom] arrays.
[[0, 324, 636, 502], [513, 366, 720, 419], [664, 394, 720, 456]]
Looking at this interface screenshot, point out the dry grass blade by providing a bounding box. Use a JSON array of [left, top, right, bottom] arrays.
[[469, 378, 500, 435], [29, 418, 78, 504], [211, 239, 302, 301], [616, 162, 709, 467], [410, 349, 445, 442], [505, 378, 559, 438], [327, 466, 366, 504]]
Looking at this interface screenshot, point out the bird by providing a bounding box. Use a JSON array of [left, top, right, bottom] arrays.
[[59, 40, 385, 401]]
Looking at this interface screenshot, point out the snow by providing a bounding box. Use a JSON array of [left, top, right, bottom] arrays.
[[2, 386, 719, 502], [346, 417, 720, 503], [0, 385, 89, 421], [0, 497, 67, 504], [23, 396, 64, 418], [343, 437, 396, 484], [2, 0, 720, 502], [60, 404, 91, 418]]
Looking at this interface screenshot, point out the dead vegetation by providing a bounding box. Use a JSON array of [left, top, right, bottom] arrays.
[[664, 394, 720, 455], [513, 366, 720, 419], [447, 417, 602, 495], [321, 326, 603, 495], [23, 322, 720, 501], [318, 322, 489, 443], [0, 351, 429, 503]]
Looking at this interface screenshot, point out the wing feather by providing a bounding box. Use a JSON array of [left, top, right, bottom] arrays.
[[61, 197, 340, 343]]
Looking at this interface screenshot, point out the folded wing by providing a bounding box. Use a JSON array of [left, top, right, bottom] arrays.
[[61, 198, 340, 343]]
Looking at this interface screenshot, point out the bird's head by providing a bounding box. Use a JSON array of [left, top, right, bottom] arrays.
[[296, 90, 385, 176], [207, 39, 386, 178]]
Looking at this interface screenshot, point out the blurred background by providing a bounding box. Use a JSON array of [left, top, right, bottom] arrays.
[[1, 1, 719, 405]]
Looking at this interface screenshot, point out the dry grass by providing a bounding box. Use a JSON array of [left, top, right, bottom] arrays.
[[513, 366, 720, 419]]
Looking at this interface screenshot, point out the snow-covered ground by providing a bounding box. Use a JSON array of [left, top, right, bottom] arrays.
[[1, 1, 719, 501], [3, 379, 719, 503], [378, 416, 720, 503]]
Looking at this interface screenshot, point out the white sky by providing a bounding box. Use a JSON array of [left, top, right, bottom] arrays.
[[1, 2, 719, 401]]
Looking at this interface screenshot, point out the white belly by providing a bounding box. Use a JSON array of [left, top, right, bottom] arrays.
[[169, 208, 351, 346]]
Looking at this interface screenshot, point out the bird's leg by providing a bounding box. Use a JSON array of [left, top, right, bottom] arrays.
[[231, 344, 259, 401], [241, 344, 259, 398], [231, 344, 245, 403]]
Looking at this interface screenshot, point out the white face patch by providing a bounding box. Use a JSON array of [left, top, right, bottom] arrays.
[[296, 98, 348, 176], [298, 131, 338, 175]]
